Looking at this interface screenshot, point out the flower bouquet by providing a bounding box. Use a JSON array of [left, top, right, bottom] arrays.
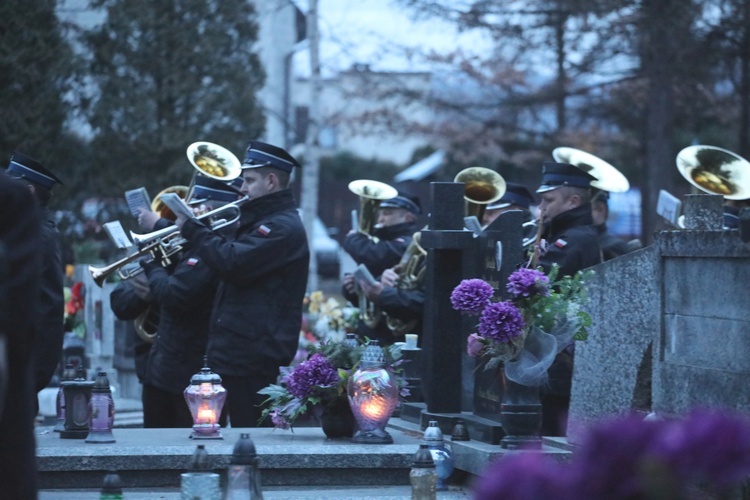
[[451, 265, 592, 387], [258, 338, 406, 430], [304, 291, 359, 344]]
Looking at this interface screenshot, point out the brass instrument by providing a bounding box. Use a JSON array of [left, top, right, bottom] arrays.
[[385, 231, 428, 336], [552, 147, 630, 193], [135, 305, 160, 343], [676, 145, 750, 200], [89, 197, 249, 287], [348, 179, 398, 236], [185, 141, 242, 200], [151, 185, 189, 221], [454, 167, 506, 222]]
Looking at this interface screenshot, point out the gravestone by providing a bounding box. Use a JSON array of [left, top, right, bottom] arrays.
[[568, 194, 750, 443]]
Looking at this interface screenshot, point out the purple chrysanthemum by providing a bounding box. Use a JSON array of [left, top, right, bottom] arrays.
[[286, 353, 339, 399], [478, 301, 525, 342], [269, 410, 291, 430], [451, 279, 494, 315], [506, 268, 550, 298], [474, 452, 575, 500], [467, 333, 485, 357]]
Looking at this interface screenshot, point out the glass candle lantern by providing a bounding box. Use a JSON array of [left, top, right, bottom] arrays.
[[184, 357, 227, 439], [60, 366, 94, 439], [347, 340, 399, 444], [54, 363, 77, 433], [86, 371, 116, 443]]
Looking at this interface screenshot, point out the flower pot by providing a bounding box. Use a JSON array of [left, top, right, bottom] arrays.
[[320, 395, 356, 439], [499, 368, 542, 450]]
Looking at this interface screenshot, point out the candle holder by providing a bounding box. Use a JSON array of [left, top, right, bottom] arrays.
[[60, 366, 94, 439], [184, 357, 226, 440], [54, 363, 76, 433], [347, 340, 399, 444], [86, 371, 116, 443]]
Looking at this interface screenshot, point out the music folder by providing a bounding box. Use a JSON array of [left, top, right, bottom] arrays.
[[159, 192, 195, 221], [103, 221, 133, 249], [353, 263, 379, 287], [125, 187, 151, 218], [656, 189, 682, 226]]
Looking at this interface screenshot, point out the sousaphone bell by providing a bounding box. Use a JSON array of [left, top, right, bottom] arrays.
[[348, 179, 399, 236], [185, 141, 242, 200], [676, 145, 750, 200], [552, 147, 630, 194]]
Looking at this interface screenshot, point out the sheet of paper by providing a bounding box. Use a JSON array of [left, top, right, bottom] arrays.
[[125, 187, 151, 218], [103, 221, 133, 249]]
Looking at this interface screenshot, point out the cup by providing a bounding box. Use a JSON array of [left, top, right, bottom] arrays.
[[405, 334, 418, 350]]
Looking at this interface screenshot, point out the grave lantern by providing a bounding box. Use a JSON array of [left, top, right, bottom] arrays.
[[60, 366, 94, 439], [184, 357, 226, 439], [86, 371, 116, 443]]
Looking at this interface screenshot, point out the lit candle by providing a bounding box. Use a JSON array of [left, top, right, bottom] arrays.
[[197, 407, 216, 424]]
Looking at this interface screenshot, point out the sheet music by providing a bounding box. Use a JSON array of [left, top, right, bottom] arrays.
[[656, 189, 682, 226], [159, 192, 195, 221], [125, 187, 151, 218], [103, 221, 133, 249], [353, 263, 378, 287]]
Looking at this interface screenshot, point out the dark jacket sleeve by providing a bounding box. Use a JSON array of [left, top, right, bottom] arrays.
[[35, 220, 65, 391], [342, 232, 410, 276], [142, 251, 217, 313], [379, 286, 424, 322], [109, 281, 150, 320]]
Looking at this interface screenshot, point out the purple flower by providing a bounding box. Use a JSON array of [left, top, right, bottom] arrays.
[[451, 279, 494, 315], [286, 353, 340, 399], [474, 452, 575, 500], [507, 268, 550, 298], [269, 410, 291, 430], [478, 301, 525, 343], [466, 333, 485, 357]]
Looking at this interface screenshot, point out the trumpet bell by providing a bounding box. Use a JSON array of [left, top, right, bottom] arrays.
[[187, 141, 241, 181], [552, 147, 630, 193], [151, 185, 189, 221], [676, 145, 750, 200], [348, 179, 399, 200]]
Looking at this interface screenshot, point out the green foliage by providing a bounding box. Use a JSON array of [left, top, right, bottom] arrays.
[[81, 0, 266, 198]]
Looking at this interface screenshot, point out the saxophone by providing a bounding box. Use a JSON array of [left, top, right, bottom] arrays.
[[385, 230, 428, 336]]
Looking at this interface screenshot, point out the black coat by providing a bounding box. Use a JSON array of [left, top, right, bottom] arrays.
[[34, 207, 64, 392], [0, 173, 42, 499], [596, 223, 630, 261], [539, 203, 602, 278], [538, 203, 601, 398], [342, 221, 420, 277], [141, 247, 218, 395], [182, 189, 309, 379], [110, 279, 153, 382]]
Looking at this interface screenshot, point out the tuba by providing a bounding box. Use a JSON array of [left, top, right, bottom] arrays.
[[151, 185, 190, 221], [676, 145, 750, 200], [552, 147, 630, 194], [185, 141, 242, 200], [454, 167, 506, 222], [385, 230, 428, 336], [348, 179, 399, 236]]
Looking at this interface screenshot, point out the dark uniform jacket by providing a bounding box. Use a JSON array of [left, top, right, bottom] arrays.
[[343, 220, 420, 277], [110, 280, 152, 382], [596, 223, 630, 261], [182, 189, 309, 379], [538, 203, 601, 397], [539, 203, 602, 279], [141, 248, 218, 395], [35, 207, 64, 392], [0, 173, 42, 499]]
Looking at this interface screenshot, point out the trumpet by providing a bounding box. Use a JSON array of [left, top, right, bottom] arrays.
[[89, 197, 249, 287]]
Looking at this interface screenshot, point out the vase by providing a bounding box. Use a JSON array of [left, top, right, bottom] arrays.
[[498, 368, 542, 450], [320, 395, 356, 439]]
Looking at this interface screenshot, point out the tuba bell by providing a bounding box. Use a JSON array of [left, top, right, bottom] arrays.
[[151, 185, 190, 221], [348, 179, 399, 236], [676, 145, 750, 200], [185, 141, 242, 200], [552, 147, 630, 194], [454, 167, 506, 222]]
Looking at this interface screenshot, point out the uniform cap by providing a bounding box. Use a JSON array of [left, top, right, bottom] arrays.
[[6, 151, 62, 190], [189, 174, 242, 205], [242, 140, 301, 173], [379, 193, 422, 215], [487, 182, 535, 210], [536, 161, 596, 193]]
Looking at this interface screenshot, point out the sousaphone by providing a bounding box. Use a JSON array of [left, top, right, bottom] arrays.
[[676, 145, 750, 200], [552, 147, 630, 193]]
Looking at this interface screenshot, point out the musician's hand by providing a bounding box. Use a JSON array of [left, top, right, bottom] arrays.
[[137, 209, 160, 232], [139, 257, 161, 274], [358, 278, 383, 303], [173, 212, 189, 230], [343, 273, 356, 294], [380, 268, 399, 287]]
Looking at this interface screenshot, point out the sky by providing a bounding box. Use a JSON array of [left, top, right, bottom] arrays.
[[294, 0, 493, 76]]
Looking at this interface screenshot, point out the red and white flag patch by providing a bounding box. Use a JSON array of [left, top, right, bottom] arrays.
[[186, 258, 198, 266], [554, 238, 568, 248], [257, 224, 271, 236]]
